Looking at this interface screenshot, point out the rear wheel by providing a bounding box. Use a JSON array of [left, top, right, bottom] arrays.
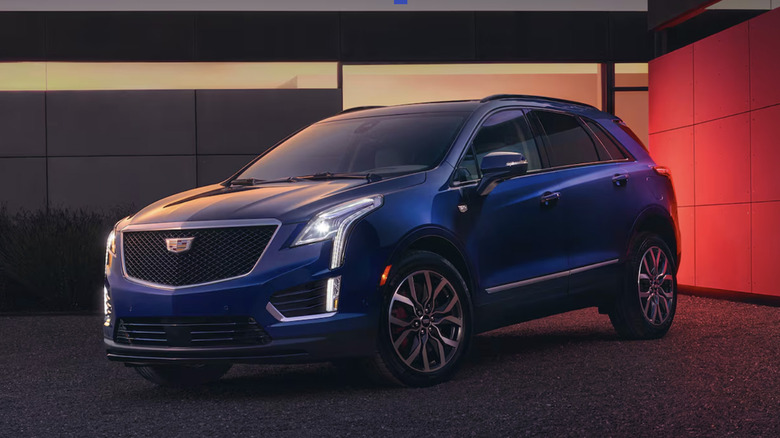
[[135, 363, 232, 387], [367, 251, 472, 387], [609, 233, 677, 339]]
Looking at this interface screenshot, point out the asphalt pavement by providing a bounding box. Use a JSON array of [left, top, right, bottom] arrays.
[[1, 294, 778, 437]]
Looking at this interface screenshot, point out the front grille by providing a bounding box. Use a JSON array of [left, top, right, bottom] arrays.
[[114, 317, 271, 347], [269, 280, 328, 318], [122, 225, 276, 287]]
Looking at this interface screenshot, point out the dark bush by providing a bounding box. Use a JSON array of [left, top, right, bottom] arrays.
[[0, 206, 133, 312]]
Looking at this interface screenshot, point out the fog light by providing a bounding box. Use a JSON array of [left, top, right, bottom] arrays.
[[326, 276, 341, 312], [103, 286, 112, 327]]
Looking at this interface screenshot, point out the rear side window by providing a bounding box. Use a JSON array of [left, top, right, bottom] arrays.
[[585, 120, 628, 160], [532, 111, 599, 167]]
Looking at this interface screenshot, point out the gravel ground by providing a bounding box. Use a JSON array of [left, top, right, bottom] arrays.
[[0, 294, 778, 438]]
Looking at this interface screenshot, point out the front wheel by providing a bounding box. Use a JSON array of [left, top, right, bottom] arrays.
[[609, 233, 678, 339], [367, 251, 473, 387], [135, 363, 232, 387]]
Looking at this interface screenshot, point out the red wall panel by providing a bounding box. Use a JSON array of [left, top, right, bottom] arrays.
[[749, 8, 780, 110], [694, 113, 751, 206], [677, 206, 695, 285], [693, 22, 750, 124], [650, 127, 695, 207], [649, 45, 693, 134], [751, 104, 780, 202], [644, 9, 780, 295], [695, 204, 751, 292], [751, 202, 780, 296]]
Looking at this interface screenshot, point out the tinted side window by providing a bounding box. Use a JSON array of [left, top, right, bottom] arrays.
[[585, 120, 628, 160], [455, 145, 480, 183], [533, 111, 599, 167], [472, 110, 542, 171]]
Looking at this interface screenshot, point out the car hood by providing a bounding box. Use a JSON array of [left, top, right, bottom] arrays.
[[124, 173, 427, 226]]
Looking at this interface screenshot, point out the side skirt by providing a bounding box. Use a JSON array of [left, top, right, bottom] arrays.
[[474, 259, 622, 333]]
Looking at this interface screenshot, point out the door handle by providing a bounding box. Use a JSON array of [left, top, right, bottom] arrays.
[[612, 173, 629, 187], [540, 191, 560, 207]]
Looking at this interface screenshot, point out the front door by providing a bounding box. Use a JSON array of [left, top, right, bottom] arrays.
[[457, 109, 568, 309]]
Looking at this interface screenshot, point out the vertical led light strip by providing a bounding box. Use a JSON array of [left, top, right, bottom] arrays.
[[326, 277, 341, 312]]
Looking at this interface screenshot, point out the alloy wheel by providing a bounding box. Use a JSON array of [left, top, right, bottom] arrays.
[[637, 246, 674, 326], [388, 270, 464, 373]]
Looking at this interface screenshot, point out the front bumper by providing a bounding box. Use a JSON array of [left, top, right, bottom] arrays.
[[104, 220, 389, 365], [105, 315, 374, 364]]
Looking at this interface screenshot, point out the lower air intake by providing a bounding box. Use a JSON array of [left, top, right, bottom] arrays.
[[114, 317, 271, 347]]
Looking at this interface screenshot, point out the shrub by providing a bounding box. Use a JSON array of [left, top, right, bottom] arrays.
[[0, 206, 134, 312]]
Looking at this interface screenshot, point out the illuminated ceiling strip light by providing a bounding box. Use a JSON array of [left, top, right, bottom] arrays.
[[615, 63, 648, 74], [343, 63, 601, 76], [0, 62, 338, 91]]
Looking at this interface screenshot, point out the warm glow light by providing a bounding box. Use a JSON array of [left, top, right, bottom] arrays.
[[380, 265, 392, 286], [345, 64, 599, 75], [342, 63, 602, 109], [0, 62, 47, 91], [615, 91, 649, 147], [0, 62, 338, 91], [615, 63, 649, 74], [616, 63, 649, 88]]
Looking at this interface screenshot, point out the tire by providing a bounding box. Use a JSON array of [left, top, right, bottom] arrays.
[[609, 232, 678, 340], [135, 363, 232, 387], [366, 250, 473, 387]]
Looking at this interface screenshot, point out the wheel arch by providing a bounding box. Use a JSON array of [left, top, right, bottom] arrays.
[[386, 227, 477, 297], [628, 206, 680, 271]]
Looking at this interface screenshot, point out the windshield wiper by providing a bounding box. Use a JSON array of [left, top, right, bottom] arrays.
[[228, 176, 301, 186], [298, 172, 382, 182], [228, 172, 381, 186]]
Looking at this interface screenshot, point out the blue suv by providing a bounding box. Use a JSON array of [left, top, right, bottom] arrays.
[[103, 95, 680, 387]]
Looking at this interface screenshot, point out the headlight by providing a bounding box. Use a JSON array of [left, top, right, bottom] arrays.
[[293, 195, 383, 269], [104, 230, 116, 273]]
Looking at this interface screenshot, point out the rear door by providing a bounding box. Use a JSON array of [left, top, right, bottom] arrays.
[[527, 110, 639, 275]]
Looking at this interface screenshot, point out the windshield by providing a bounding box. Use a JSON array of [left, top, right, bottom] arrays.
[[236, 112, 468, 181]]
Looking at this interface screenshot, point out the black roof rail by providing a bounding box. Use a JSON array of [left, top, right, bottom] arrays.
[[480, 94, 598, 110], [337, 105, 385, 115]]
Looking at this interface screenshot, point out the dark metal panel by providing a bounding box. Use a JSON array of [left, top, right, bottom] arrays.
[[664, 10, 765, 53], [196, 12, 339, 61], [196, 89, 342, 155], [46, 90, 196, 156], [197, 155, 257, 186], [47, 156, 196, 211], [476, 12, 610, 62], [0, 12, 46, 60], [648, 0, 720, 30], [0, 158, 47, 211], [45, 12, 195, 61], [609, 12, 653, 62], [0, 92, 46, 157], [340, 12, 476, 61]]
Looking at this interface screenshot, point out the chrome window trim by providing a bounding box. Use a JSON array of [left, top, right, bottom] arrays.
[[266, 302, 336, 323], [119, 218, 281, 291], [486, 258, 620, 294], [448, 106, 635, 189]]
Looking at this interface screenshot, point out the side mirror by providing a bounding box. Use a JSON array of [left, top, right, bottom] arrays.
[[476, 152, 528, 196]]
